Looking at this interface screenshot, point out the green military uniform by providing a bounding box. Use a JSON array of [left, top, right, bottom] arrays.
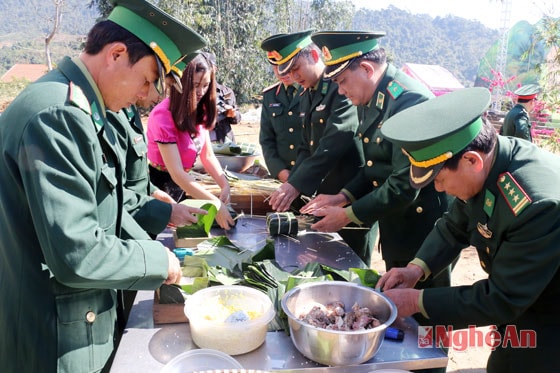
[[311, 31, 453, 273], [108, 106, 171, 238], [289, 78, 362, 198], [500, 103, 532, 141], [0, 0, 206, 371], [500, 83, 540, 142], [259, 81, 303, 179], [0, 56, 168, 373], [382, 87, 560, 372], [261, 31, 365, 260]]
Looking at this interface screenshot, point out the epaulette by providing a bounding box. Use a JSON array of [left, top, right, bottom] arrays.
[[68, 82, 91, 115], [387, 80, 406, 100], [497, 172, 532, 216], [262, 81, 281, 94]]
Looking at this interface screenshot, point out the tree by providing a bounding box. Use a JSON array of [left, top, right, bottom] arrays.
[[43, 0, 65, 71]]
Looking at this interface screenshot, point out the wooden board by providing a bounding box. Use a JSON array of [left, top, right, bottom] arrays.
[[152, 288, 188, 324]]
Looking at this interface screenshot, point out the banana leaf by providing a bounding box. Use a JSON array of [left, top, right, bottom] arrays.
[[207, 266, 242, 286], [179, 256, 210, 294], [195, 235, 274, 272], [175, 201, 218, 238]]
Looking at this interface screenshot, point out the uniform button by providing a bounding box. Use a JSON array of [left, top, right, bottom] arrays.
[[289, 144, 295, 149], [373, 181, 379, 187], [289, 128, 294, 133], [486, 247, 490, 254], [366, 160, 373, 167], [288, 111, 293, 116], [86, 311, 96, 323], [364, 137, 370, 144], [319, 119, 324, 124], [480, 261, 486, 269], [358, 133, 363, 138], [310, 140, 314, 146], [272, 113, 276, 117], [416, 206, 423, 214], [376, 137, 381, 144], [290, 161, 295, 166]]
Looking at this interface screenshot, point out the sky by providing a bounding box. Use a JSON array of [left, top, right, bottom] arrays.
[[350, 0, 559, 29]]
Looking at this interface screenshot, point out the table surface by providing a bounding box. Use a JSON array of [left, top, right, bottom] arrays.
[[110, 217, 447, 371]]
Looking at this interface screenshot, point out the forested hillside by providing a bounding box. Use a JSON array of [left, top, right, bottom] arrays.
[[0, 1, 504, 103]]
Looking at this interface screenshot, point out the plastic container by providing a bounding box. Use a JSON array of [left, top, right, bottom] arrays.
[[161, 348, 243, 373], [184, 285, 275, 355]]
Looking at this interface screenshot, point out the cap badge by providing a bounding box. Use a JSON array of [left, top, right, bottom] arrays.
[[267, 50, 283, 62], [322, 46, 332, 61]]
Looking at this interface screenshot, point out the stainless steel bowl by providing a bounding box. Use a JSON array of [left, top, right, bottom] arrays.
[[216, 154, 259, 173], [281, 281, 397, 366]]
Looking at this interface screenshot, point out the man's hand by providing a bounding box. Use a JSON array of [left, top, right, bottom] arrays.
[[277, 169, 290, 183], [300, 193, 347, 214], [269, 182, 299, 212], [151, 189, 176, 204], [168, 204, 207, 227], [382, 288, 422, 318], [308, 206, 351, 232], [376, 264, 424, 291], [164, 249, 182, 285]]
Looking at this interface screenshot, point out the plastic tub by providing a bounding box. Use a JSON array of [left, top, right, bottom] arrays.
[[184, 285, 275, 355]]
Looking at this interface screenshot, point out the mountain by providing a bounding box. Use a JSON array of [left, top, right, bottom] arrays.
[[352, 5, 500, 86]]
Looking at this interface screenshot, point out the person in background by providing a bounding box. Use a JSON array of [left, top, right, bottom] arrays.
[[108, 67, 194, 240], [0, 0, 207, 371], [205, 52, 242, 143], [147, 53, 235, 230], [262, 30, 366, 261], [377, 87, 560, 372], [258, 61, 302, 182], [500, 83, 541, 142], [302, 31, 454, 280]]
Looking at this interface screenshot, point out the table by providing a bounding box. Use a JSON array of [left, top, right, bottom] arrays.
[[110, 217, 447, 371]]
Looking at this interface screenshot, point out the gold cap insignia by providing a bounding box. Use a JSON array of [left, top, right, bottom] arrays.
[[322, 46, 332, 61]]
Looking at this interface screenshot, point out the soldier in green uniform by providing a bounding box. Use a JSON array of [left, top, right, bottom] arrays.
[[108, 59, 199, 240], [258, 54, 302, 182], [0, 1, 206, 372], [500, 83, 541, 142], [377, 87, 560, 372], [302, 31, 454, 274], [262, 31, 366, 259]]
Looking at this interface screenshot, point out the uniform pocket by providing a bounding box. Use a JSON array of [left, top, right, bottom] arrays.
[[56, 289, 117, 372], [97, 162, 118, 230]]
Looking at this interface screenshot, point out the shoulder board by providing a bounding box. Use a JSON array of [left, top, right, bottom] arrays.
[[68, 82, 91, 115], [497, 172, 532, 216], [387, 80, 407, 100], [262, 81, 282, 93]]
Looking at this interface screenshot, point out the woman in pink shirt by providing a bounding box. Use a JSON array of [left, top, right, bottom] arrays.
[[147, 53, 234, 230]]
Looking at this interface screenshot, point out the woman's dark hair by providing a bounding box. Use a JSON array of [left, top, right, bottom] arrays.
[[168, 53, 217, 134], [83, 20, 153, 65], [443, 117, 497, 170]]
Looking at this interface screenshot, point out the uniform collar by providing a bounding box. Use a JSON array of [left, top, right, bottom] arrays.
[[73, 57, 106, 115]]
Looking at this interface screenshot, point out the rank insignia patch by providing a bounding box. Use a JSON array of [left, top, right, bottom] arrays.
[[497, 172, 532, 216]]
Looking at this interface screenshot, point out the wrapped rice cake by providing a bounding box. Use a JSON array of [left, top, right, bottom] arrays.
[[266, 212, 298, 236]]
